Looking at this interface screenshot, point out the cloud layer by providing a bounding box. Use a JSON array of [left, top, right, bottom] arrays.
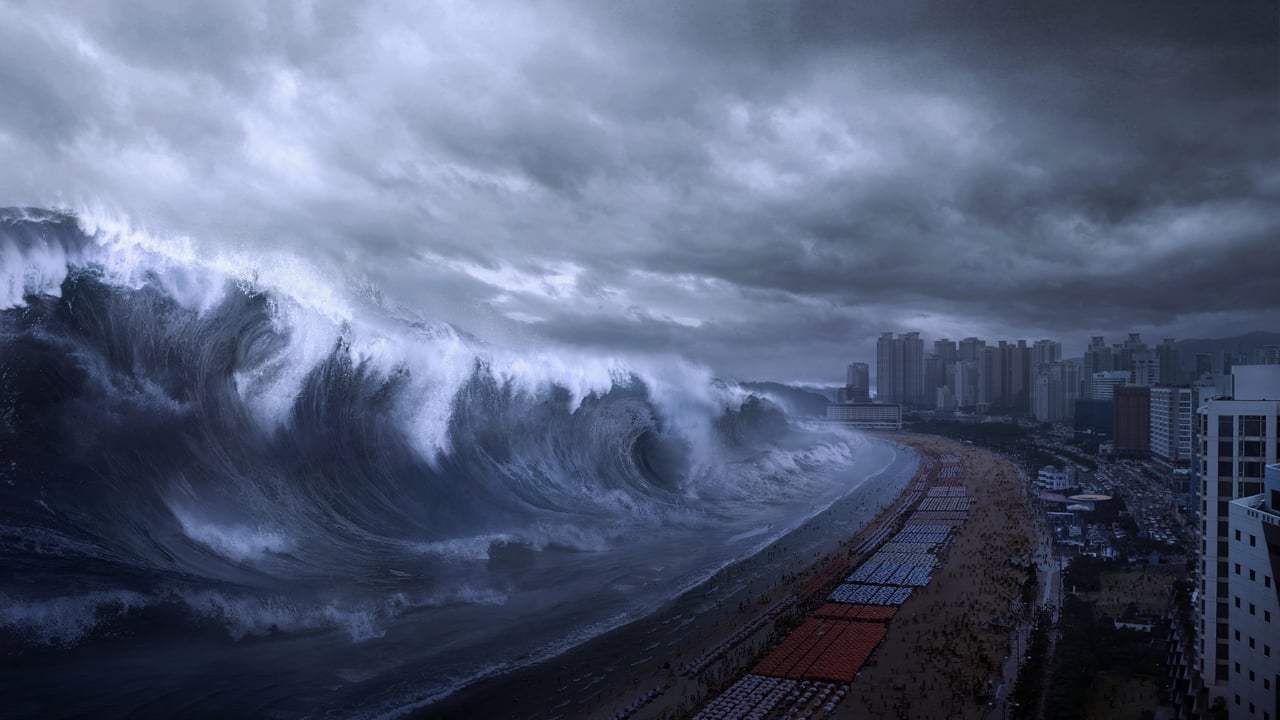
[[2, 1, 1277, 381]]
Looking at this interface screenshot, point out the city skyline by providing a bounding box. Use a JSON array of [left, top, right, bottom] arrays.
[[840, 329, 1280, 393]]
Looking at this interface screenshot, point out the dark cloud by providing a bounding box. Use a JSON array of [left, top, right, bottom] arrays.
[[0, 1, 1275, 383]]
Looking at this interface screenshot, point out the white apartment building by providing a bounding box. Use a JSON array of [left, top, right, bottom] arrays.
[[1224, 462, 1280, 718], [1197, 366, 1280, 709], [1151, 386, 1196, 466]]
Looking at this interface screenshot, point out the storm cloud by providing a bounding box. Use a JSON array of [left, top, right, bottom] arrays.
[[1, 0, 1276, 381]]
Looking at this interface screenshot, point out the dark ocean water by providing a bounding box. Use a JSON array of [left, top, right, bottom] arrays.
[[0, 208, 910, 718]]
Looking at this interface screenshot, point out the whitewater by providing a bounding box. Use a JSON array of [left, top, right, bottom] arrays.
[[0, 208, 913, 718]]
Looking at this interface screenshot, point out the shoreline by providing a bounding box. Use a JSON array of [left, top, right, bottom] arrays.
[[419, 437, 922, 719], [420, 432, 1038, 720]]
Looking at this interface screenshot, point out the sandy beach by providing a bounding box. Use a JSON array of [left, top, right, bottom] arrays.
[[426, 432, 1038, 720], [625, 433, 1035, 720]]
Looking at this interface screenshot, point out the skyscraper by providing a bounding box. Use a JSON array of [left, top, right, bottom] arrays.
[[1008, 339, 1032, 414], [1033, 339, 1062, 367], [934, 338, 958, 366], [1032, 364, 1064, 423], [1195, 353, 1214, 380], [845, 362, 870, 402], [979, 345, 1004, 410], [1116, 332, 1148, 376], [1130, 351, 1159, 386], [1194, 366, 1280, 708], [902, 332, 925, 407], [958, 337, 986, 363], [1113, 385, 1151, 458], [1157, 337, 1183, 385], [876, 332, 925, 407], [1084, 336, 1113, 397], [876, 332, 901, 403]]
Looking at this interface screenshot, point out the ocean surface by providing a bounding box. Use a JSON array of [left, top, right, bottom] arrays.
[[0, 208, 913, 719]]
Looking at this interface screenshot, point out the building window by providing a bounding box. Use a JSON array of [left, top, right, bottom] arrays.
[[1236, 563, 1242, 574], [1241, 415, 1264, 436], [1235, 596, 1242, 608], [1250, 534, 1256, 547], [1235, 662, 1241, 673], [1267, 576, 1273, 588], [1265, 644, 1271, 656], [1249, 636, 1256, 648], [1250, 569, 1256, 581]]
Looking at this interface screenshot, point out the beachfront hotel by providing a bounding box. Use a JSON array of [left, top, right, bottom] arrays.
[[1194, 366, 1280, 713], [825, 401, 903, 430]]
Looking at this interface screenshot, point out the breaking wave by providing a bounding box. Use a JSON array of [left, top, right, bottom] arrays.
[[0, 207, 883, 716]]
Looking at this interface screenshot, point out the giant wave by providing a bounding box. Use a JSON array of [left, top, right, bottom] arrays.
[[0, 208, 899, 718]]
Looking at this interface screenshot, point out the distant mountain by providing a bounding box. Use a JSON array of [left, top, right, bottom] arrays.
[[738, 382, 833, 418], [1176, 332, 1280, 367]]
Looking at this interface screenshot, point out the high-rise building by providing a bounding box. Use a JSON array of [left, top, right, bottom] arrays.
[[979, 345, 1004, 410], [948, 360, 979, 410], [1113, 385, 1151, 458], [1194, 366, 1280, 709], [902, 332, 925, 407], [876, 332, 901, 403], [1224, 463, 1280, 719], [977, 340, 1033, 414], [1116, 332, 1148, 376], [1008, 339, 1032, 414], [958, 337, 986, 363], [1032, 364, 1065, 423], [1033, 339, 1062, 367], [844, 362, 870, 402], [1150, 386, 1196, 466], [1257, 345, 1280, 365], [923, 355, 942, 409], [1031, 360, 1078, 424], [930, 339, 957, 409], [1062, 361, 1081, 421], [934, 338, 958, 366], [876, 332, 925, 407], [1129, 351, 1160, 386], [1157, 338, 1183, 385], [1084, 336, 1113, 398], [1195, 353, 1214, 381]]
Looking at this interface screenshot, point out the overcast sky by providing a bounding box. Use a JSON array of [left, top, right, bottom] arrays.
[[1, 1, 1277, 383]]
